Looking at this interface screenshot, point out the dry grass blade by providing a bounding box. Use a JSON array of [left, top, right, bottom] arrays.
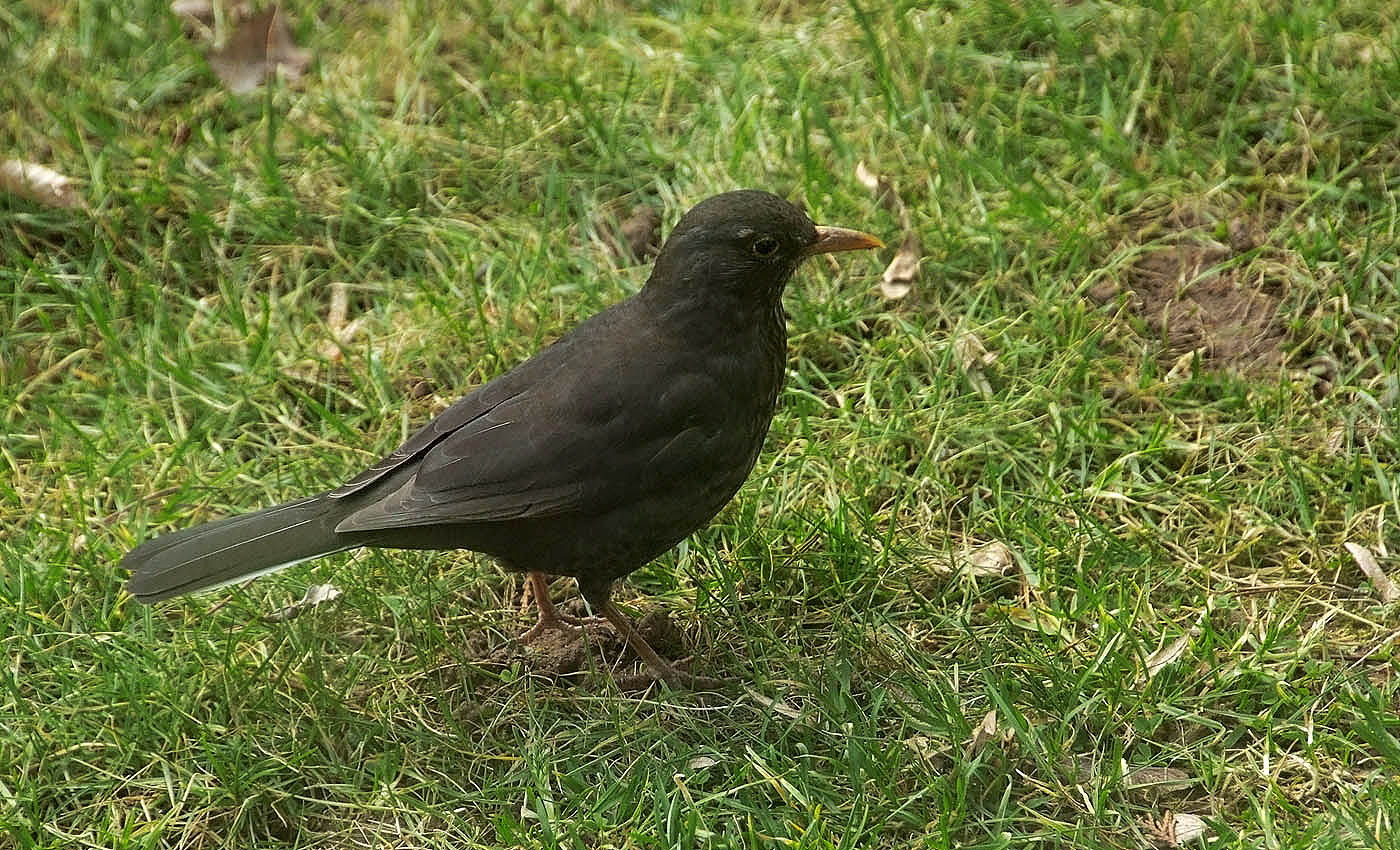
[[1144, 633, 1192, 680], [1344, 541, 1399, 603]]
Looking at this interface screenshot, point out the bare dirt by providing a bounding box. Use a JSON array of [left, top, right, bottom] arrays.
[[1090, 212, 1288, 373]]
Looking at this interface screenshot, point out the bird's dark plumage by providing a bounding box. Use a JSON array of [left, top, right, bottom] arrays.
[[121, 189, 882, 682]]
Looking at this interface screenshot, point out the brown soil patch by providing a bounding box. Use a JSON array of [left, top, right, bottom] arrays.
[[1092, 214, 1288, 373]]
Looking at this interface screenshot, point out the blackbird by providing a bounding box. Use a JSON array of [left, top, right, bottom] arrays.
[[122, 190, 882, 684]]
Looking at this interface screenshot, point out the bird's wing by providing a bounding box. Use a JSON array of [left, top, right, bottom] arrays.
[[332, 307, 731, 533], [332, 386, 595, 531], [329, 378, 523, 500]]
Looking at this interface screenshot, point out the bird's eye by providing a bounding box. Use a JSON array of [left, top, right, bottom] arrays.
[[752, 236, 780, 257]]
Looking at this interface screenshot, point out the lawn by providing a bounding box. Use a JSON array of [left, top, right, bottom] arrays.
[[2, 0, 1398, 847]]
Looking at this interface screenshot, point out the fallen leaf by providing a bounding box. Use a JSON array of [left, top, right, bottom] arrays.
[[952, 331, 996, 397], [1144, 811, 1209, 847], [1345, 541, 1399, 603], [1124, 765, 1192, 791], [264, 583, 341, 622], [318, 282, 366, 360], [1164, 348, 1204, 383], [967, 709, 998, 754], [743, 686, 807, 723], [904, 734, 938, 763], [855, 160, 898, 214], [880, 230, 921, 299], [612, 205, 661, 261], [855, 160, 924, 300], [993, 604, 1071, 640], [1144, 633, 1191, 679], [0, 160, 82, 209], [172, 0, 217, 27], [959, 540, 1015, 577], [327, 280, 349, 333], [208, 5, 311, 93]]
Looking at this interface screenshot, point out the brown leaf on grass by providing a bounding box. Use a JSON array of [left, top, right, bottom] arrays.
[[611, 205, 661, 262], [1124, 766, 1193, 791], [967, 709, 998, 754], [173, 1, 253, 42], [0, 160, 82, 209], [993, 603, 1072, 640], [880, 231, 922, 299], [172, 0, 218, 28], [208, 5, 311, 93], [1345, 541, 1399, 603], [855, 160, 922, 299], [855, 160, 898, 214]]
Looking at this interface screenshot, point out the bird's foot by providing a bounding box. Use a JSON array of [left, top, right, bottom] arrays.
[[517, 610, 607, 644], [518, 571, 607, 644]]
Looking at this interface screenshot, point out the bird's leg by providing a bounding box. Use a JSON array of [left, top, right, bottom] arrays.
[[580, 583, 729, 689], [518, 571, 604, 643], [593, 597, 683, 680]]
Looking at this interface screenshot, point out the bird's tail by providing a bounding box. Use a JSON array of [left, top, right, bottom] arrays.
[[122, 495, 354, 603]]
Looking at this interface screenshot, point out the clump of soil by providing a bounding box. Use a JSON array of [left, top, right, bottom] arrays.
[[1091, 212, 1287, 373]]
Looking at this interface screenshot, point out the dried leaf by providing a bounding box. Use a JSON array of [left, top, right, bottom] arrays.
[[994, 604, 1071, 640], [743, 686, 808, 723], [1164, 348, 1204, 383], [1124, 766, 1192, 790], [959, 540, 1015, 577], [1145, 811, 1209, 847], [327, 280, 349, 333], [856, 160, 924, 300], [967, 709, 998, 753], [880, 230, 921, 299], [318, 282, 366, 361], [904, 734, 938, 763], [0, 160, 82, 209], [1144, 633, 1191, 679], [209, 5, 311, 93], [1170, 814, 1208, 845], [1345, 541, 1399, 603], [612, 205, 661, 261], [172, 0, 217, 27], [952, 331, 996, 397], [855, 160, 898, 214], [263, 583, 341, 622]]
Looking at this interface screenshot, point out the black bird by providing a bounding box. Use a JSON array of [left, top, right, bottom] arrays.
[[122, 190, 882, 683]]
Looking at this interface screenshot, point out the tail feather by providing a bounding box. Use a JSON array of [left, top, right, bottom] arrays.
[[123, 495, 354, 603]]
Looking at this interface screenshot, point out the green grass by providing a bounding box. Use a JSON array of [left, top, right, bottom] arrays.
[[3, 0, 1399, 847]]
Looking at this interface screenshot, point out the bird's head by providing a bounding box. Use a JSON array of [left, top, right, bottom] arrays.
[[645, 190, 883, 307]]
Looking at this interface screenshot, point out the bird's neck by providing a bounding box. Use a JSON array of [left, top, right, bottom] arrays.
[[639, 283, 787, 353]]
